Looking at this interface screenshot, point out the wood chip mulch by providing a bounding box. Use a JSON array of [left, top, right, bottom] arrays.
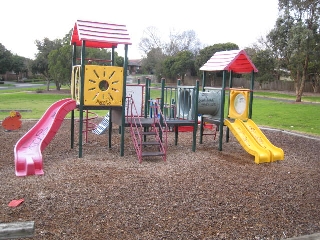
[[1, 119, 320, 240]]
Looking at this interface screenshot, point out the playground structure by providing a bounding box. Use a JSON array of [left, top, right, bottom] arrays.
[[199, 50, 284, 163], [13, 20, 284, 177]]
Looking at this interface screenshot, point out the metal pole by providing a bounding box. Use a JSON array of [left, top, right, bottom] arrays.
[[192, 80, 199, 152], [202, 71, 206, 90], [78, 41, 86, 158], [111, 46, 115, 66], [249, 70, 255, 119], [71, 43, 76, 149], [218, 70, 227, 151], [120, 44, 128, 156], [159, 78, 165, 140], [226, 71, 233, 143], [199, 71, 206, 144]]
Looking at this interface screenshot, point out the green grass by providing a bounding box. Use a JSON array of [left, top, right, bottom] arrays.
[[254, 91, 320, 103], [0, 92, 71, 119], [1, 88, 319, 137], [251, 98, 320, 136]]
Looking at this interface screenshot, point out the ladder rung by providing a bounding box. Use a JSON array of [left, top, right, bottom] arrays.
[[139, 141, 160, 146], [142, 151, 165, 157], [137, 131, 156, 135]]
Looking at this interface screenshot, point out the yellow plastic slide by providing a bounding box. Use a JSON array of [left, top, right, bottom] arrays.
[[241, 119, 284, 162], [224, 119, 284, 164]]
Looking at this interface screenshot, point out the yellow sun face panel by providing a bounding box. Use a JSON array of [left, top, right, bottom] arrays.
[[83, 65, 124, 106]]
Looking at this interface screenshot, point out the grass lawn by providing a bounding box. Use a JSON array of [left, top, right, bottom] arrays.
[[252, 98, 320, 136], [0, 88, 319, 136], [0, 92, 71, 119]]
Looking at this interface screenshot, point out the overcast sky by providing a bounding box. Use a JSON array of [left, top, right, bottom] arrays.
[[1, 0, 279, 60]]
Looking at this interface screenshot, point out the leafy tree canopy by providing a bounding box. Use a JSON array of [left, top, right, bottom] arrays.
[[162, 51, 195, 83], [0, 43, 13, 74], [249, 48, 276, 88], [267, 0, 320, 100]]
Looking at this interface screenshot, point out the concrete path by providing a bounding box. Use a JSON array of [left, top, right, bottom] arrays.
[[286, 233, 320, 240]]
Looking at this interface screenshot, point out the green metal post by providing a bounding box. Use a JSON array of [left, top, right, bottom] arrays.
[[144, 78, 149, 118], [71, 43, 76, 149], [199, 71, 206, 144], [159, 78, 165, 140], [202, 71, 206, 90], [120, 44, 128, 157], [108, 110, 112, 148], [78, 41, 86, 158], [249, 70, 255, 119], [218, 70, 227, 151], [160, 78, 165, 112], [175, 79, 181, 145], [111, 46, 115, 66], [226, 71, 233, 143], [143, 78, 150, 142], [192, 80, 199, 152], [109, 46, 115, 148]]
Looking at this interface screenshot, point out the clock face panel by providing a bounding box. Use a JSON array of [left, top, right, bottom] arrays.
[[234, 93, 246, 115]]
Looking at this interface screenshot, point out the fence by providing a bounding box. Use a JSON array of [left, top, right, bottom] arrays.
[[128, 75, 318, 93], [175, 76, 318, 93]]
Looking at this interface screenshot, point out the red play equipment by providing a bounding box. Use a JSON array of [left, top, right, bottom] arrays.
[[2, 111, 22, 131]]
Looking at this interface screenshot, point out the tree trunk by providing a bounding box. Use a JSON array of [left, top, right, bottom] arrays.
[[46, 78, 50, 91], [295, 56, 309, 102], [294, 71, 300, 97], [181, 75, 185, 85], [296, 85, 303, 102], [55, 80, 61, 90], [311, 75, 319, 93]]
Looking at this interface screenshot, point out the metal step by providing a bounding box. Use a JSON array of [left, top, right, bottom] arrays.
[[142, 151, 165, 157], [139, 141, 161, 146], [138, 131, 156, 136]]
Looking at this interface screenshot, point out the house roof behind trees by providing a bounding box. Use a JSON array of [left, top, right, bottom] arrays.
[[128, 59, 142, 67], [70, 19, 132, 48], [200, 49, 258, 73]]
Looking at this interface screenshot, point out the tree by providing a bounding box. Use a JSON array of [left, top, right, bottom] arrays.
[[48, 45, 72, 90], [139, 26, 163, 55], [267, 0, 320, 101], [141, 47, 165, 76], [249, 49, 276, 89], [11, 55, 27, 81], [308, 45, 320, 92], [164, 29, 202, 56], [162, 51, 195, 83], [139, 27, 202, 78], [32, 38, 63, 90], [0, 43, 13, 75], [115, 55, 124, 67]]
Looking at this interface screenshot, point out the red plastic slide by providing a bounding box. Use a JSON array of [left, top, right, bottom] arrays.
[[14, 98, 76, 176]]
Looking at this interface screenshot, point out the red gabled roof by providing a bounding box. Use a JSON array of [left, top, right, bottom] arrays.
[[200, 49, 258, 73], [70, 19, 132, 48]]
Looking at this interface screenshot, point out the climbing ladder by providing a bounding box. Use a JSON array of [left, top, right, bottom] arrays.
[[126, 97, 168, 163]]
